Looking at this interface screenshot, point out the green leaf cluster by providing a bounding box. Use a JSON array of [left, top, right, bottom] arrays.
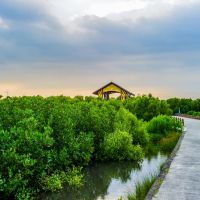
[[0, 95, 182, 199]]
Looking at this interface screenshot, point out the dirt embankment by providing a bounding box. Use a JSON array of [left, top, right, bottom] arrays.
[[175, 114, 200, 120]]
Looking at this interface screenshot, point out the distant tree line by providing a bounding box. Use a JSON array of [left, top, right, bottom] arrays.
[[167, 98, 200, 114]]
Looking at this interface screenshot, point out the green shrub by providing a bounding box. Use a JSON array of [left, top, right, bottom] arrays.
[[114, 107, 138, 133], [187, 111, 200, 116], [63, 167, 83, 187], [147, 115, 183, 137], [131, 122, 149, 146], [114, 108, 149, 146], [43, 173, 63, 192], [0, 117, 55, 199], [103, 130, 143, 161], [187, 111, 195, 115], [42, 168, 83, 192]]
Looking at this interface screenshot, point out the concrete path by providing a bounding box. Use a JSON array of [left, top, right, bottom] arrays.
[[153, 117, 200, 200]]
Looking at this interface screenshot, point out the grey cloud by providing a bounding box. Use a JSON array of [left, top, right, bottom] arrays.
[[1, 1, 200, 98], [75, 3, 200, 56], [0, 1, 200, 63]]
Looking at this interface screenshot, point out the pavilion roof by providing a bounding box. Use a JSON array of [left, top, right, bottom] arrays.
[[93, 81, 134, 96]]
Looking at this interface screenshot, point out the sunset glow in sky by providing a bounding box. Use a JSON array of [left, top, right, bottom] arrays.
[[1, 0, 200, 98]]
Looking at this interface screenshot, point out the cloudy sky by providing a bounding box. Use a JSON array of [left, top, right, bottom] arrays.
[[0, 0, 200, 98]]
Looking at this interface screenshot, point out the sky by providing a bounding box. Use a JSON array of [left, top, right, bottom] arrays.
[[0, 0, 200, 98]]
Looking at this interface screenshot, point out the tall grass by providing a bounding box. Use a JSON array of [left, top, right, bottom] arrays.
[[160, 132, 181, 153], [127, 175, 156, 200]]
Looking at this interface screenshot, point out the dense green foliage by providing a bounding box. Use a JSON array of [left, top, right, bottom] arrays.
[[167, 98, 200, 114], [187, 111, 200, 117], [125, 95, 172, 121], [103, 130, 143, 161], [0, 95, 183, 199], [147, 115, 183, 143], [147, 115, 183, 136]]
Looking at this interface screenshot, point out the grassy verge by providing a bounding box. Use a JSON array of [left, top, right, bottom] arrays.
[[127, 175, 156, 200], [159, 132, 181, 153]]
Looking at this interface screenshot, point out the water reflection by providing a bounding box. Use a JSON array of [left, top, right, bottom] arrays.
[[43, 153, 167, 200]]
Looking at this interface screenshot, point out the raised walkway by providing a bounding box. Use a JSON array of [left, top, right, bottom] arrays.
[[153, 117, 200, 200]]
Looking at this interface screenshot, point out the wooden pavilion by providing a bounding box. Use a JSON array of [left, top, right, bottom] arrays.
[[93, 82, 134, 100]]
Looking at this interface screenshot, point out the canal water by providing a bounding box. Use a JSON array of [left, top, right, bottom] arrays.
[[43, 153, 167, 200]]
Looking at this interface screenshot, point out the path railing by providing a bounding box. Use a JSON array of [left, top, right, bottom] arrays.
[[173, 116, 184, 126]]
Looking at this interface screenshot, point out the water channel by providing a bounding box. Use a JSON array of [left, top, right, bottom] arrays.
[[43, 152, 167, 200]]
